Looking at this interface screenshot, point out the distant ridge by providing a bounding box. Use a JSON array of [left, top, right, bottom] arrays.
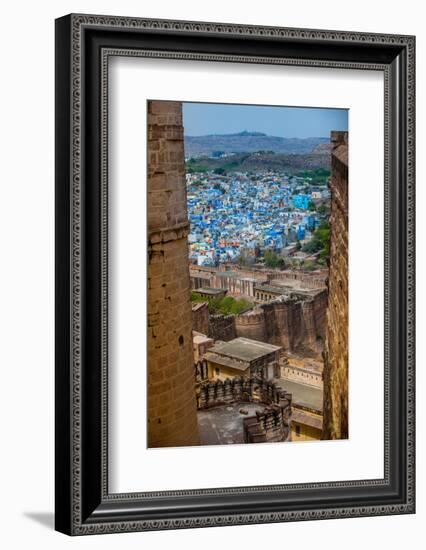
[[184, 131, 329, 158], [186, 151, 331, 172], [195, 130, 268, 138]]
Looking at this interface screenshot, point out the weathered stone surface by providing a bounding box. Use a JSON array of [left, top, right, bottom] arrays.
[[191, 301, 209, 335], [147, 100, 199, 448], [208, 313, 237, 341], [191, 265, 327, 353], [197, 376, 292, 444], [322, 131, 349, 440], [235, 290, 327, 354]]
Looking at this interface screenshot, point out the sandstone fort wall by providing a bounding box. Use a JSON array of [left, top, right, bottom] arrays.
[[147, 100, 199, 448], [322, 131, 349, 440], [192, 301, 209, 335]]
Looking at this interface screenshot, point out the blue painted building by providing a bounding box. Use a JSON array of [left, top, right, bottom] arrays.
[[297, 225, 306, 240], [292, 194, 311, 210], [307, 215, 318, 231]]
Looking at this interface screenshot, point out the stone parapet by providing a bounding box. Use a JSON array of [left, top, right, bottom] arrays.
[[197, 376, 291, 412], [243, 406, 289, 443], [197, 376, 292, 443], [208, 313, 237, 341]]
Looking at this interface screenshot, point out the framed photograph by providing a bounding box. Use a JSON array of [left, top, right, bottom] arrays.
[[55, 14, 415, 535]]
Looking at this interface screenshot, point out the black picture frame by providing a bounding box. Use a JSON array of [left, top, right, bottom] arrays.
[[55, 13, 415, 535]]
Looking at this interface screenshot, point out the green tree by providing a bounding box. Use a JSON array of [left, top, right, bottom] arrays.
[[304, 259, 316, 271], [317, 202, 329, 216], [213, 182, 225, 194], [229, 298, 253, 315], [264, 250, 286, 269], [302, 220, 330, 257], [207, 295, 253, 315], [185, 158, 208, 173], [237, 252, 255, 267], [191, 291, 206, 302]]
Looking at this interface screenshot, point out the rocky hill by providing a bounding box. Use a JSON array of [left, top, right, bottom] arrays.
[[184, 131, 329, 158], [311, 142, 332, 155]]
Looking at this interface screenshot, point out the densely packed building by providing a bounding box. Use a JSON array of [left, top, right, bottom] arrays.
[[187, 171, 329, 266]]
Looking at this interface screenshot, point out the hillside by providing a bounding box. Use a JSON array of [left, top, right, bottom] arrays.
[[186, 150, 331, 173], [184, 131, 329, 158]]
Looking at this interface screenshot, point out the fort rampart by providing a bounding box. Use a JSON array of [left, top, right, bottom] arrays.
[[197, 376, 292, 443], [322, 131, 349, 440], [147, 100, 199, 448]]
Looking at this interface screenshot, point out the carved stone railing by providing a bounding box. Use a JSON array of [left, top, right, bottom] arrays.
[[243, 405, 288, 443], [197, 376, 292, 443], [194, 359, 209, 384]]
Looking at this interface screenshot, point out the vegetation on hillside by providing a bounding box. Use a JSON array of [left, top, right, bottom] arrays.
[[264, 250, 286, 269], [185, 153, 330, 175], [302, 220, 330, 259], [295, 168, 330, 185], [191, 292, 253, 315]]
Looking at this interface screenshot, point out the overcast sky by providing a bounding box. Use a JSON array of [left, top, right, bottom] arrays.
[[183, 102, 348, 138]]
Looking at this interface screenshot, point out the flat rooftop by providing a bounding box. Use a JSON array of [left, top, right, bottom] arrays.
[[202, 351, 249, 372], [198, 402, 266, 445], [215, 271, 238, 278], [193, 287, 226, 295], [292, 409, 323, 430], [191, 302, 208, 311], [254, 284, 288, 295], [207, 337, 281, 363], [270, 278, 319, 289], [271, 275, 326, 290], [276, 378, 323, 412], [215, 271, 266, 283], [255, 283, 325, 297]]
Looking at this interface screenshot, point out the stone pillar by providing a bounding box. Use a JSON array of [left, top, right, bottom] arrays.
[[147, 100, 199, 447], [322, 131, 349, 440]]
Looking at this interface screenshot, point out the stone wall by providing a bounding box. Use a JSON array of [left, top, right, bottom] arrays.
[[208, 313, 237, 341], [264, 299, 304, 349], [205, 298, 322, 352], [189, 265, 327, 354], [235, 290, 327, 353], [147, 100, 199, 448], [281, 365, 322, 388], [322, 131, 349, 440], [197, 376, 291, 410], [192, 301, 209, 335], [243, 406, 289, 443], [235, 308, 267, 341], [313, 289, 328, 342], [269, 269, 328, 289], [212, 273, 257, 298], [197, 376, 292, 443], [190, 264, 328, 293]]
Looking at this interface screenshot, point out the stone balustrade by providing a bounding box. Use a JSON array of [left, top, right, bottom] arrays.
[[197, 376, 292, 443]]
